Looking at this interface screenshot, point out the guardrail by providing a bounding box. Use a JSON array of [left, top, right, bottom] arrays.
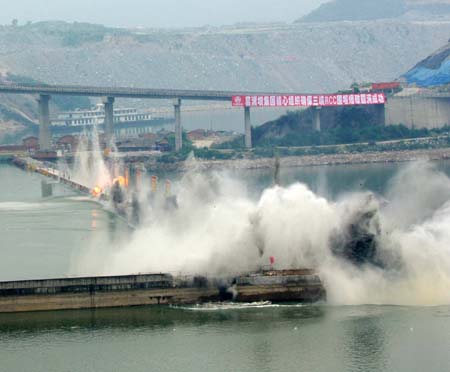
[[0, 83, 311, 101]]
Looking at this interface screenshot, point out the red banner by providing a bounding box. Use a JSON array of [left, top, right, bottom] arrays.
[[231, 93, 386, 108]]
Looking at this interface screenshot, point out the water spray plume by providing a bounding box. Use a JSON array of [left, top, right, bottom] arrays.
[[64, 127, 128, 199]]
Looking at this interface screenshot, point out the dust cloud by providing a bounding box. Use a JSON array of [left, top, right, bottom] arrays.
[[70, 155, 450, 306]]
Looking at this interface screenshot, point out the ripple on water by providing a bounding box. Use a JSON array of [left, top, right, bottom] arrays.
[[0, 202, 51, 211], [172, 301, 309, 311]]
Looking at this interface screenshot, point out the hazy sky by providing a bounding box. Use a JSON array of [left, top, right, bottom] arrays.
[[0, 0, 329, 28]]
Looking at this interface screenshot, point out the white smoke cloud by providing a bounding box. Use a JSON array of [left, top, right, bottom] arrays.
[[382, 160, 450, 230], [71, 157, 450, 306]]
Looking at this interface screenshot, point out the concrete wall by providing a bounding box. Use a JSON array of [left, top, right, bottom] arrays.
[[0, 273, 218, 312], [0, 273, 173, 294], [386, 96, 450, 129], [0, 272, 325, 313], [0, 288, 219, 313], [316, 104, 386, 131]]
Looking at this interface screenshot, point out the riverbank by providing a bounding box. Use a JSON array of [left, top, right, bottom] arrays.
[[143, 147, 450, 171]]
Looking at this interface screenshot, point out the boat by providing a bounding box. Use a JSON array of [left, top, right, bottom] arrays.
[[52, 104, 154, 128], [0, 269, 325, 313], [50, 104, 172, 137]]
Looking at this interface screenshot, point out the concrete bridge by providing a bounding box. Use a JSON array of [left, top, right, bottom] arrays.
[[0, 83, 387, 151], [0, 84, 299, 151]]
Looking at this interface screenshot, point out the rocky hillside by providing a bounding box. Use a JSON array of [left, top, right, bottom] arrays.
[[1, 20, 450, 94]]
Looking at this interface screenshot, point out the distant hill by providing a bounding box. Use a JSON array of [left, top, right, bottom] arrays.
[[404, 1, 450, 19], [299, 0, 406, 23], [404, 40, 450, 87], [298, 0, 450, 23]]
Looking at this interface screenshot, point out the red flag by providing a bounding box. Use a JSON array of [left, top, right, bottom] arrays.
[[269, 256, 275, 265]]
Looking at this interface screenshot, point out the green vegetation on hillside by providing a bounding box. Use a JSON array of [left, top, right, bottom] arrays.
[[251, 108, 448, 148], [209, 106, 450, 160], [6, 74, 43, 86], [22, 21, 130, 47], [253, 108, 439, 147], [157, 132, 193, 163]]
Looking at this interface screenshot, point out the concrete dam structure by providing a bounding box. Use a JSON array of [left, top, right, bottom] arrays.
[[0, 270, 325, 313], [385, 95, 450, 129], [296, 94, 450, 131]]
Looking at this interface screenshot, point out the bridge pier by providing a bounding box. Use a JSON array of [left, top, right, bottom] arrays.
[[38, 94, 51, 150], [244, 106, 252, 148], [313, 106, 321, 132], [377, 103, 386, 126], [102, 96, 115, 144], [174, 98, 182, 151]]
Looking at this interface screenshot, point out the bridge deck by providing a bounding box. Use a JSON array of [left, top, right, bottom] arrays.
[[12, 156, 96, 197], [0, 84, 304, 101]]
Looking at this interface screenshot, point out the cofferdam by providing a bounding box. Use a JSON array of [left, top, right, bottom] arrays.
[[0, 270, 325, 313]]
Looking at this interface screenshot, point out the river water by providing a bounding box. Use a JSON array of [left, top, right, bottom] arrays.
[[1, 161, 450, 372]]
